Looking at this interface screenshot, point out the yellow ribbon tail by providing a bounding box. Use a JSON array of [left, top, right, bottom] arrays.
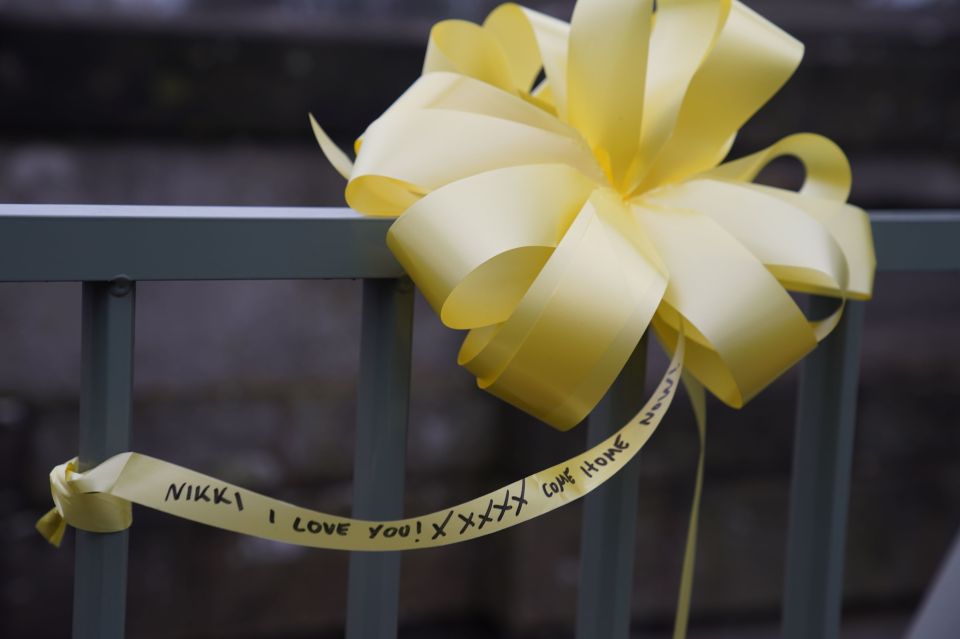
[[673, 373, 708, 639], [39, 333, 686, 552], [36, 507, 67, 548]]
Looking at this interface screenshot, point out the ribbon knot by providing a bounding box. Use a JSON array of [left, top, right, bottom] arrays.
[[36, 458, 132, 547]]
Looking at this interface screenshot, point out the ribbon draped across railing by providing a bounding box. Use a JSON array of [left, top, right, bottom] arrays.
[[40, 0, 875, 635], [38, 336, 688, 551]]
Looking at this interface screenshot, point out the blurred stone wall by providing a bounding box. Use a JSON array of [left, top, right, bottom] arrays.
[[1, 1, 959, 638]]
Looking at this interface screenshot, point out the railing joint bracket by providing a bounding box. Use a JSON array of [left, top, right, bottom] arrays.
[[109, 275, 134, 298]]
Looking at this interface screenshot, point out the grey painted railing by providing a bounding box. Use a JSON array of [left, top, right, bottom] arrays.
[[2, 205, 959, 639]]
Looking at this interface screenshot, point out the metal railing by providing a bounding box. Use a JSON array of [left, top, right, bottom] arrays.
[[2, 204, 959, 639]]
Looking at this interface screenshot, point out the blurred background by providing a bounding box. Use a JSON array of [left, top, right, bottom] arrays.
[[1, 0, 959, 637]]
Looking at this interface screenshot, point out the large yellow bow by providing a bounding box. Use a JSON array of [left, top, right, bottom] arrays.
[[312, 0, 875, 430]]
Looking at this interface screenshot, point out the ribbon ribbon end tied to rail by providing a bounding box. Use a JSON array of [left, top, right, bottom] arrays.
[[37, 456, 133, 547]]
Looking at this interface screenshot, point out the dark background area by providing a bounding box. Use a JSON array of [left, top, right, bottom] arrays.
[[1, 0, 958, 637]]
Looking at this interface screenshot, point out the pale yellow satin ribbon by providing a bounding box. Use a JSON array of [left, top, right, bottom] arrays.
[[38, 335, 686, 552]]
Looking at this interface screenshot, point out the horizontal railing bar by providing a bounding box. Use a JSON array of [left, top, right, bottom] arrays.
[[0, 204, 377, 220], [0, 205, 400, 281], [0, 206, 958, 281], [871, 211, 960, 271]]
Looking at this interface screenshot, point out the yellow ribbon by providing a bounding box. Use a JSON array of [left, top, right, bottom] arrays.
[[38, 336, 685, 550], [36, 458, 133, 547], [312, 0, 875, 431]]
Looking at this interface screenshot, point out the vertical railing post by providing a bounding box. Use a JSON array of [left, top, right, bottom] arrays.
[[575, 335, 648, 639], [346, 277, 414, 639], [73, 278, 136, 639], [782, 299, 866, 639]]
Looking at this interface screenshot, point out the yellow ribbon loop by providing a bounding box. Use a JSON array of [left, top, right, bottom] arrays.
[[36, 458, 133, 547], [566, 0, 653, 187], [431, 3, 571, 114]]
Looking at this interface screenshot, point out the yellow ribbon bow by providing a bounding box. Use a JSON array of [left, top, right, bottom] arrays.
[[313, 0, 875, 430], [312, 0, 876, 431]]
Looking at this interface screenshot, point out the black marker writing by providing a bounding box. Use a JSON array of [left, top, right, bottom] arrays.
[[580, 434, 630, 479], [512, 479, 528, 516], [292, 516, 350, 536], [165, 482, 244, 512], [458, 511, 475, 534], [477, 499, 495, 529], [492, 489, 513, 521], [431, 510, 454, 540], [638, 373, 676, 425], [542, 467, 576, 498]]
